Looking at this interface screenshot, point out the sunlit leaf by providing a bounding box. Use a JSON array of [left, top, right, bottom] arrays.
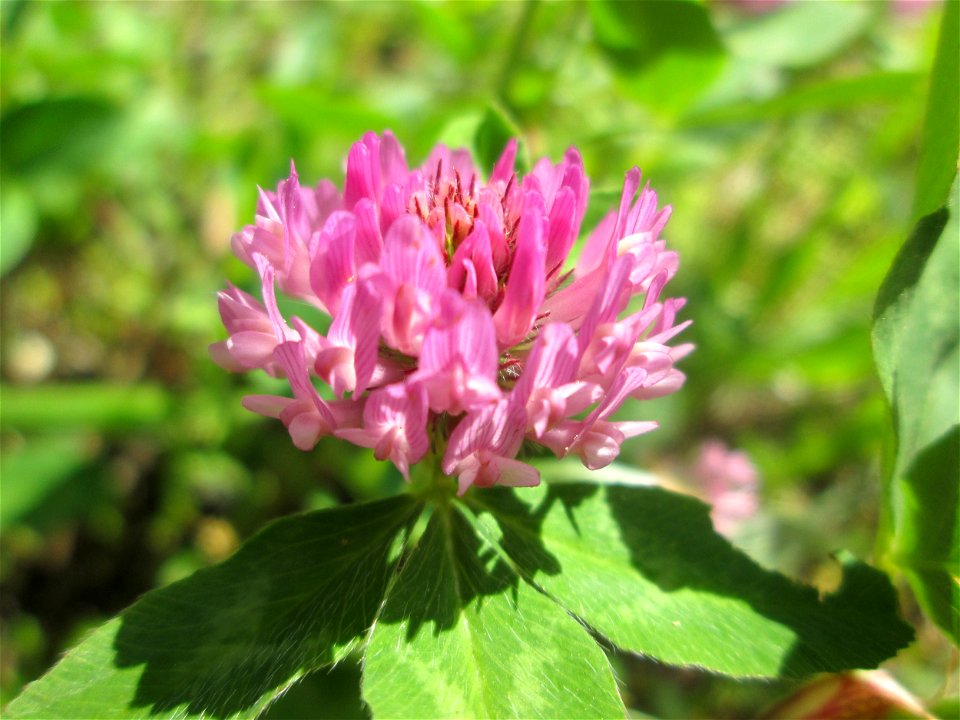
[[6, 496, 420, 719], [468, 482, 914, 678], [912, 0, 959, 220], [0, 384, 171, 432], [363, 503, 624, 719], [873, 186, 959, 643]]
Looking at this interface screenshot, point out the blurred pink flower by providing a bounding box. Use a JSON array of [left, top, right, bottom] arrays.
[[212, 132, 690, 493], [719, 0, 789, 14], [762, 671, 931, 719], [891, 0, 941, 15], [694, 440, 759, 536]]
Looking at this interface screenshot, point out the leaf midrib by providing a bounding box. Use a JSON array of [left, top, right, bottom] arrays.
[[440, 505, 494, 720]]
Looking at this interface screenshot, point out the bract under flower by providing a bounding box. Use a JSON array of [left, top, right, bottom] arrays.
[[212, 131, 690, 493]]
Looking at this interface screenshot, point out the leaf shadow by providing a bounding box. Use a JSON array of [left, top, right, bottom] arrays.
[[375, 504, 524, 643], [600, 484, 914, 677], [111, 495, 419, 718], [467, 482, 913, 678], [466, 482, 599, 579]]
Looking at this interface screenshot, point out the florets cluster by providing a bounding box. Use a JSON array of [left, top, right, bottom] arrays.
[[212, 132, 691, 494]]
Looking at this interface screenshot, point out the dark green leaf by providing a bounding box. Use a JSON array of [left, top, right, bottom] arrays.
[[912, 0, 959, 220], [6, 496, 420, 719], [474, 104, 528, 176], [260, 661, 369, 720], [363, 503, 624, 719], [468, 483, 914, 678], [0, 96, 120, 174]]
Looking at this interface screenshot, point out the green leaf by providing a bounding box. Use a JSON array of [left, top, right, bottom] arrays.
[[6, 496, 420, 719], [474, 104, 528, 177], [0, 383, 171, 432], [467, 483, 914, 678], [684, 72, 921, 128], [363, 503, 624, 719], [0, 96, 120, 175], [873, 186, 959, 643], [912, 0, 960, 220], [590, 0, 727, 117], [0, 180, 37, 276], [260, 661, 368, 720], [0, 434, 102, 528], [724, 0, 874, 70]]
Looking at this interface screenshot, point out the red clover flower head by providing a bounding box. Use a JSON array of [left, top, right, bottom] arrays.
[[212, 132, 692, 494]]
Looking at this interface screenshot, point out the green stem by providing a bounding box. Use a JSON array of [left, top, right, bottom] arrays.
[[496, 0, 539, 110], [408, 450, 456, 505]]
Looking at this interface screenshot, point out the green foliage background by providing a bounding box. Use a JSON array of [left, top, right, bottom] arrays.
[[1, 0, 955, 717]]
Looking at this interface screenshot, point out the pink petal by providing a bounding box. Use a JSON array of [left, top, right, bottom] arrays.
[[576, 254, 636, 355], [442, 400, 527, 474], [322, 277, 382, 396], [612, 168, 642, 247], [379, 184, 407, 236], [511, 322, 578, 403], [309, 211, 356, 316], [242, 394, 292, 419], [379, 131, 408, 187], [353, 199, 383, 267], [448, 220, 498, 303], [224, 331, 284, 369], [490, 138, 517, 185], [575, 210, 616, 279], [411, 291, 500, 415], [544, 186, 577, 280], [561, 147, 589, 230], [336, 383, 428, 479], [494, 192, 547, 348], [253, 254, 297, 344], [380, 215, 446, 299], [344, 138, 375, 210]]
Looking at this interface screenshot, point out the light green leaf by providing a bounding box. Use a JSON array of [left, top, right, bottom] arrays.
[[873, 185, 959, 643], [468, 483, 914, 678], [0, 180, 37, 276], [724, 0, 874, 70], [363, 503, 624, 719], [0, 383, 171, 432], [912, 0, 959, 220], [7, 496, 420, 719], [685, 72, 921, 128]]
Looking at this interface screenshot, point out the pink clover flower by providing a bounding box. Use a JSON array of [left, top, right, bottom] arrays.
[[212, 132, 691, 493]]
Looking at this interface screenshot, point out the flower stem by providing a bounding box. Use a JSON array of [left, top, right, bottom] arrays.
[[408, 451, 456, 505]]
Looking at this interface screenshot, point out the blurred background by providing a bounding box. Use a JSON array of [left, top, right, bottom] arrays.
[[1, 0, 954, 717]]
